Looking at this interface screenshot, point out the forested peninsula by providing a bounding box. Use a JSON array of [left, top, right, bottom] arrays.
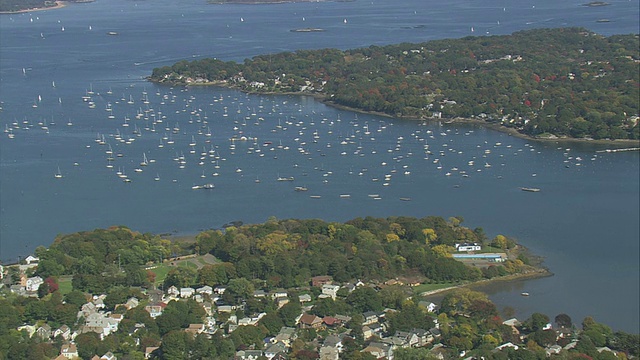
[[150, 28, 640, 141], [2, 216, 639, 359]]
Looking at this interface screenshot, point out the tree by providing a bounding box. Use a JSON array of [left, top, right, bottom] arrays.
[[160, 330, 188, 360], [163, 266, 197, 288], [278, 302, 302, 327], [525, 313, 550, 332], [346, 287, 383, 313], [554, 313, 572, 328]]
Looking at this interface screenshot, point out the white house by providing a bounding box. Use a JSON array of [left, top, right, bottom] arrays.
[[180, 287, 195, 298], [321, 284, 341, 300], [25, 276, 44, 292], [455, 243, 482, 252], [24, 255, 40, 265], [60, 343, 79, 359]]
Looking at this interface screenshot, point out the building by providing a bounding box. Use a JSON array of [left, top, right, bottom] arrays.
[[455, 243, 482, 252], [311, 275, 332, 287]]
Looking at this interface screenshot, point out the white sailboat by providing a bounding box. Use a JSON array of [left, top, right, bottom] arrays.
[[54, 166, 63, 178], [140, 152, 149, 166]]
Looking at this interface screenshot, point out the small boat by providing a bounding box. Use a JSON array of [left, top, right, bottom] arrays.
[[309, 195, 322, 199], [521, 292, 530, 297], [295, 186, 308, 192], [520, 187, 541, 192], [54, 166, 63, 179], [399, 197, 412, 201], [339, 194, 351, 198]]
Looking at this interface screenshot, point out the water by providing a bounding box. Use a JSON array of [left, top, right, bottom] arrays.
[[1, 0, 638, 332]]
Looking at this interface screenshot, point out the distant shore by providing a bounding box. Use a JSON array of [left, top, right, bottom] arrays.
[[0, 1, 68, 14], [177, 80, 640, 147]]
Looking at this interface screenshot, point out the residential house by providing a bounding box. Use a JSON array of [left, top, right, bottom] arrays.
[[545, 345, 563, 356], [60, 343, 79, 359], [275, 296, 290, 309], [146, 289, 164, 304], [362, 311, 382, 325], [235, 350, 263, 360], [311, 275, 332, 287], [270, 289, 288, 300], [167, 286, 179, 297], [26, 276, 44, 292], [100, 352, 117, 360], [319, 346, 339, 360], [273, 327, 297, 347], [362, 342, 393, 360], [124, 297, 139, 309], [264, 342, 287, 360], [214, 285, 226, 294], [321, 284, 341, 300], [253, 289, 267, 298], [180, 287, 195, 298], [455, 243, 482, 252], [196, 285, 213, 296], [54, 325, 71, 341], [145, 303, 166, 318], [299, 294, 312, 303], [35, 324, 52, 340], [363, 323, 384, 340], [298, 313, 323, 329], [323, 334, 344, 353], [185, 323, 205, 336], [24, 255, 40, 265], [144, 347, 159, 359], [323, 316, 342, 328]]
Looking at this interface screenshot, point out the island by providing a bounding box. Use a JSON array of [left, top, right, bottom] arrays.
[[290, 28, 326, 33], [1, 216, 638, 359], [209, 0, 353, 4], [0, 0, 91, 13], [150, 27, 640, 142], [583, 1, 611, 7]]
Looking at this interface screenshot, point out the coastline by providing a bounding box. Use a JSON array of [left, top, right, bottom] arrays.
[[419, 267, 554, 297], [166, 80, 640, 147], [0, 1, 68, 14]]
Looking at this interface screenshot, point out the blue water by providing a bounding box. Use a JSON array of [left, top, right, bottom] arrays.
[[1, 0, 638, 331]]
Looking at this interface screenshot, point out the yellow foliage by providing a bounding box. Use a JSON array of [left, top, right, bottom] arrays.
[[422, 228, 438, 244], [256, 231, 295, 255], [432, 244, 455, 258], [386, 233, 400, 242]]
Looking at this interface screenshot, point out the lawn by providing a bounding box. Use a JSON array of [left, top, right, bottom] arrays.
[[57, 276, 73, 295], [413, 282, 457, 295]]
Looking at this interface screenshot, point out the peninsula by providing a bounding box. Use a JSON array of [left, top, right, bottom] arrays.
[[1, 217, 637, 359], [150, 27, 640, 142]]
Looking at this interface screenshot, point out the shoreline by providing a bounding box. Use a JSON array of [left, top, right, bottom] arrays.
[[0, 1, 68, 14], [420, 267, 554, 297], [168, 80, 640, 147]]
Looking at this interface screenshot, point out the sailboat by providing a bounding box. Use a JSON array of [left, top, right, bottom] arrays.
[[54, 166, 63, 178], [140, 152, 149, 166]]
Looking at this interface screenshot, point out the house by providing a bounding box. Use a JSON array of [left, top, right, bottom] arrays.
[[185, 323, 205, 336], [24, 255, 40, 265], [362, 311, 381, 325], [545, 345, 563, 356], [323, 316, 342, 327], [60, 343, 79, 359], [362, 342, 393, 359], [321, 284, 340, 300], [54, 325, 71, 341], [311, 275, 332, 287], [196, 285, 213, 296], [275, 296, 290, 309], [146, 289, 164, 304], [319, 346, 339, 360], [100, 352, 117, 360], [455, 243, 482, 252], [298, 313, 323, 329], [167, 286, 179, 297], [145, 303, 166, 318], [495, 342, 519, 351], [299, 294, 312, 303], [274, 327, 297, 347], [35, 324, 52, 340], [180, 287, 195, 298], [270, 289, 288, 300], [26, 276, 44, 292], [253, 289, 267, 298], [235, 350, 263, 360], [264, 342, 287, 360], [323, 334, 344, 352], [418, 301, 438, 313], [363, 323, 384, 340], [124, 297, 139, 309], [214, 285, 226, 294], [145, 347, 159, 359]]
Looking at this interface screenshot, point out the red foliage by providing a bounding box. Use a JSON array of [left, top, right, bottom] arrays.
[[532, 74, 541, 83], [524, 100, 532, 107], [44, 277, 58, 293]]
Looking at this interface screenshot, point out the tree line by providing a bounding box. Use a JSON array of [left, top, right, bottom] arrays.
[[150, 27, 640, 140]]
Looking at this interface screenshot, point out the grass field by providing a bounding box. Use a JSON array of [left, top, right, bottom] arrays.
[[413, 282, 457, 295], [57, 276, 73, 295]]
